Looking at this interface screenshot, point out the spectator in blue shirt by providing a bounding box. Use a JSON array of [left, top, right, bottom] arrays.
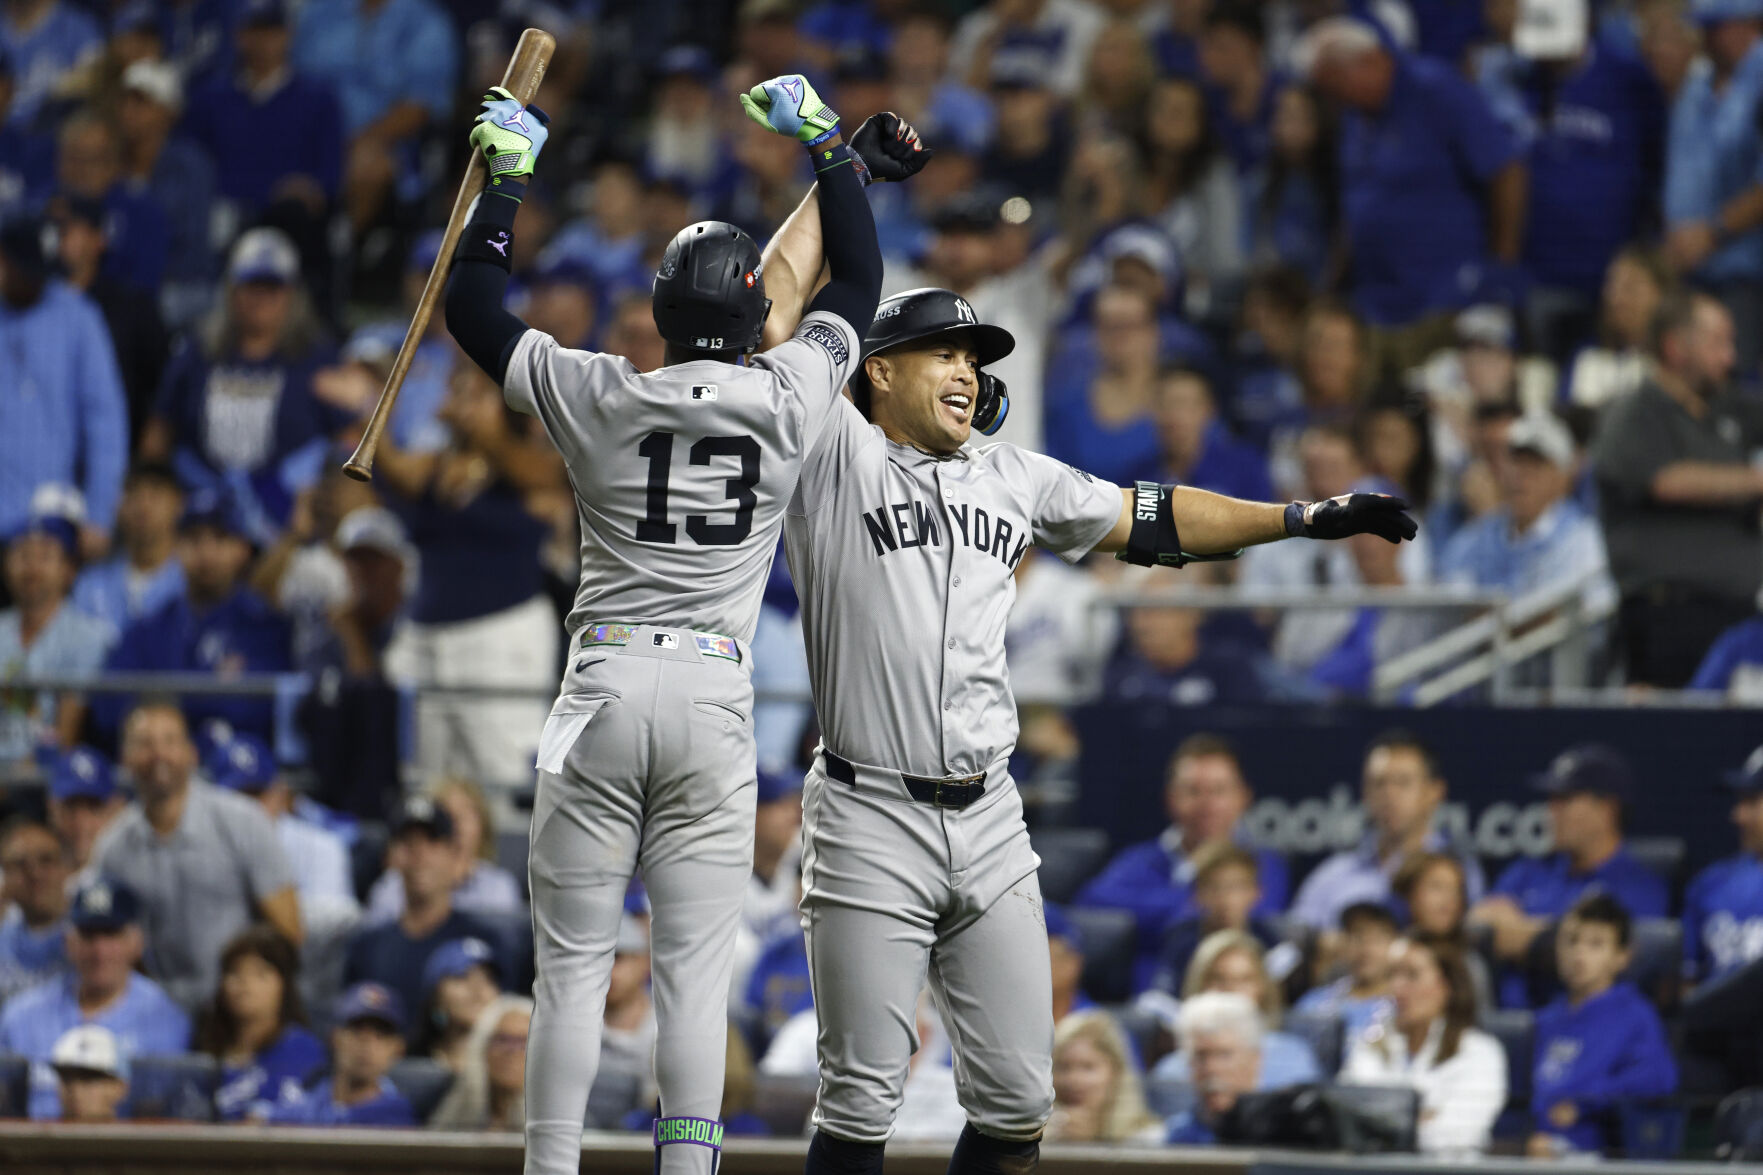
[[72, 463, 186, 635], [1163, 991, 1264, 1145], [1076, 733, 1289, 991], [116, 61, 217, 326], [0, 46, 56, 211], [1295, 17, 1524, 371], [1293, 901, 1398, 1042], [291, 0, 457, 231], [53, 112, 169, 295], [1152, 842, 1283, 997], [97, 490, 292, 740], [1197, 1, 1281, 175], [268, 981, 414, 1126], [146, 228, 345, 541], [1663, 0, 1763, 374], [200, 925, 327, 1121], [1043, 284, 1165, 486], [0, 508, 117, 762], [0, 815, 71, 1002], [1437, 412, 1616, 615], [1471, 744, 1669, 1004], [0, 0, 101, 126], [1682, 746, 1763, 981], [1152, 366, 1275, 501], [743, 925, 811, 1053], [0, 215, 128, 543], [44, 744, 123, 875], [415, 935, 504, 1069], [1530, 894, 1677, 1157], [184, 0, 344, 220], [344, 797, 511, 1036], [1690, 612, 1763, 700], [1246, 86, 1337, 286], [0, 878, 191, 1120], [1291, 730, 1486, 932]]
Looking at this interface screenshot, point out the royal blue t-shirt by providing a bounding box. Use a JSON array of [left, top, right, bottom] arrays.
[[1533, 982, 1677, 1153], [388, 479, 548, 625], [1690, 617, 1763, 695], [744, 932, 812, 1046], [183, 72, 346, 211], [1340, 55, 1520, 324], [268, 1076, 414, 1126], [214, 1024, 329, 1121], [1683, 852, 1763, 981], [1165, 420, 1275, 504], [1491, 845, 1670, 921]]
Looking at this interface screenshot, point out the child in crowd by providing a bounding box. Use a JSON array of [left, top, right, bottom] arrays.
[[1293, 901, 1397, 1039], [1529, 894, 1677, 1158], [1153, 842, 1281, 994]]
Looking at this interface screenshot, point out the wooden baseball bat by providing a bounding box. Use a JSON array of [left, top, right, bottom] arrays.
[[343, 27, 556, 481]]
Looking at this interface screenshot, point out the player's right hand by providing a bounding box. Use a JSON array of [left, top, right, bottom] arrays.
[[469, 86, 550, 179], [850, 112, 933, 185], [739, 74, 840, 144]]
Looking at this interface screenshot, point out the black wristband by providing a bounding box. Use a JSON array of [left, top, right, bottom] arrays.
[[1119, 481, 1187, 568], [1285, 501, 1307, 537], [811, 142, 855, 175], [457, 221, 514, 271]]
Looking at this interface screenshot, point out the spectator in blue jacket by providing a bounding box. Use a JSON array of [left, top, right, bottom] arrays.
[[1682, 746, 1763, 982], [200, 925, 326, 1121], [1076, 733, 1289, 991], [268, 981, 414, 1126], [97, 489, 292, 740], [0, 215, 128, 545], [1690, 612, 1763, 700], [1472, 744, 1669, 1004], [1663, 0, 1763, 374], [1152, 366, 1275, 502], [0, 878, 191, 1120], [1530, 894, 1677, 1157], [0, 816, 71, 1002], [53, 112, 168, 295], [1295, 16, 1524, 374]]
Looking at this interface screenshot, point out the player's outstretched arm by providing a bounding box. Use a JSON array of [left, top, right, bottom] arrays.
[[1094, 483, 1418, 565], [445, 86, 549, 386], [753, 107, 932, 350]]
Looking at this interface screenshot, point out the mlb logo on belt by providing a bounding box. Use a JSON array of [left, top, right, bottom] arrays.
[[652, 633, 679, 649], [691, 385, 719, 401]]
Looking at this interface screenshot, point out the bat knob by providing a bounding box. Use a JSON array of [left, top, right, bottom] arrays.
[[342, 460, 374, 483]]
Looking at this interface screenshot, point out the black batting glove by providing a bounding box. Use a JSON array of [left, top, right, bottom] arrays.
[[849, 112, 933, 186], [1286, 493, 1418, 544]]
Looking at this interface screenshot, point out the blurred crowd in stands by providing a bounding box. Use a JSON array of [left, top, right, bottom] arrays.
[[4, 0, 1763, 1157]]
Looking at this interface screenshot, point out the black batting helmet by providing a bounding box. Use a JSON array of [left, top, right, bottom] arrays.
[[651, 221, 771, 355], [851, 288, 1015, 435]]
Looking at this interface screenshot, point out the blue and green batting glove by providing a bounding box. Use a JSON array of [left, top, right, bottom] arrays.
[[469, 86, 550, 181], [739, 74, 840, 145]]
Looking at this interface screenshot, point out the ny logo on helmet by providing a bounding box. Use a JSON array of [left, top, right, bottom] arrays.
[[953, 298, 977, 324]]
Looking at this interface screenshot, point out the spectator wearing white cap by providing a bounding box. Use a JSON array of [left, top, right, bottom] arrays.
[[117, 59, 216, 326], [1438, 412, 1615, 618], [140, 227, 347, 545], [50, 1024, 129, 1122]]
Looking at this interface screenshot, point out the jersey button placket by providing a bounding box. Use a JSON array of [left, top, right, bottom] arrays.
[[937, 467, 962, 764]]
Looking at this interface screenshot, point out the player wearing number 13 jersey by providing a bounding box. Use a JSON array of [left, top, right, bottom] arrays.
[[441, 80, 925, 1174]]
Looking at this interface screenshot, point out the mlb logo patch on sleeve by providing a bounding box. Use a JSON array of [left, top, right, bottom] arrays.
[[800, 322, 850, 365], [692, 385, 719, 401]]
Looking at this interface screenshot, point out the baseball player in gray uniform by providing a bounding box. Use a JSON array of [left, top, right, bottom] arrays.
[[757, 275, 1417, 1171], [441, 80, 925, 1174]]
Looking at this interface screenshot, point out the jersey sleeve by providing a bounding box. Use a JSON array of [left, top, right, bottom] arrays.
[[501, 329, 633, 457], [751, 310, 863, 450], [789, 396, 872, 517], [991, 446, 1124, 563]]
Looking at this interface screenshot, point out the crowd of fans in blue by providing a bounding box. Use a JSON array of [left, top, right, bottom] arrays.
[[3, 0, 1763, 1156]]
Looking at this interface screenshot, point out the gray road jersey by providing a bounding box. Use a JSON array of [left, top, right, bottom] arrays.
[[783, 399, 1121, 777], [504, 312, 860, 643]]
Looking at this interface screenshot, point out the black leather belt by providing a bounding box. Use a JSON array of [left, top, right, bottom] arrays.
[[822, 750, 987, 810]]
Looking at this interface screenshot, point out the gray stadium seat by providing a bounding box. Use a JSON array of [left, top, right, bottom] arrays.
[[1621, 918, 1683, 1005], [1320, 1083, 1420, 1152], [496, 829, 530, 897], [475, 908, 537, 995], [1031, 828, 1110, 904], [1626, 837, 1686, 887], [387, 1056, 455, 1122], [1143, 1076, 1194, 1118], [1067, 907, 1136, 1003], [753, 1072, 819, 1137], [126, 1053, 220, 1121], [1112, 1003, 1165, 1068], [584, 1068, 642, 1128], [0, 1054, 27, 1118], [1717, 1088, 1763, 1161], [1283, 1008, 1346, 1077], [1479, 1008, 1535, 1105]]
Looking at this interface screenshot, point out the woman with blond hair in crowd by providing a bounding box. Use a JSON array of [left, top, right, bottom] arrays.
[[428, 995, 533, 1130], [368, 777, 523, 922], [1151, 929, 1321, 1087], [1341, 935, 1506, 1155], [1045, 1010, 1164, 1145]]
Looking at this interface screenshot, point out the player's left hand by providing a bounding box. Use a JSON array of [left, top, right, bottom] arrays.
[[740, 74, 840, 143], [469, 86, 550, 179], [849, 112, 933, 185], [1291, 493, 1418, 543]]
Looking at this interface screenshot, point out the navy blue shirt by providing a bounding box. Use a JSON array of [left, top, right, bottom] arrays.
[[389, 479, 548, 625], [1533, 982, 1677, 1153], [1683, 852, 1763, 981], [183, 71, 345, 211], [0, 123, 54, 213], [1491, 845, 1670, 921], [1503, 43, 1665, 293], [214, 1024, 328, 1120], [98, 586, 292, 738], [99, 184, 170, 293], [344, 909, 510, 1041], [1340, 55, 1520, 325], [155, 339, 346, 483]]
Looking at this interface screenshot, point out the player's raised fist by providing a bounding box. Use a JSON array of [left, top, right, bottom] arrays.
[[739, 74, 840, 144], [469, 86, 550, 179], [1288, 492, 1419, 544], [849, 112, 934, 186]]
